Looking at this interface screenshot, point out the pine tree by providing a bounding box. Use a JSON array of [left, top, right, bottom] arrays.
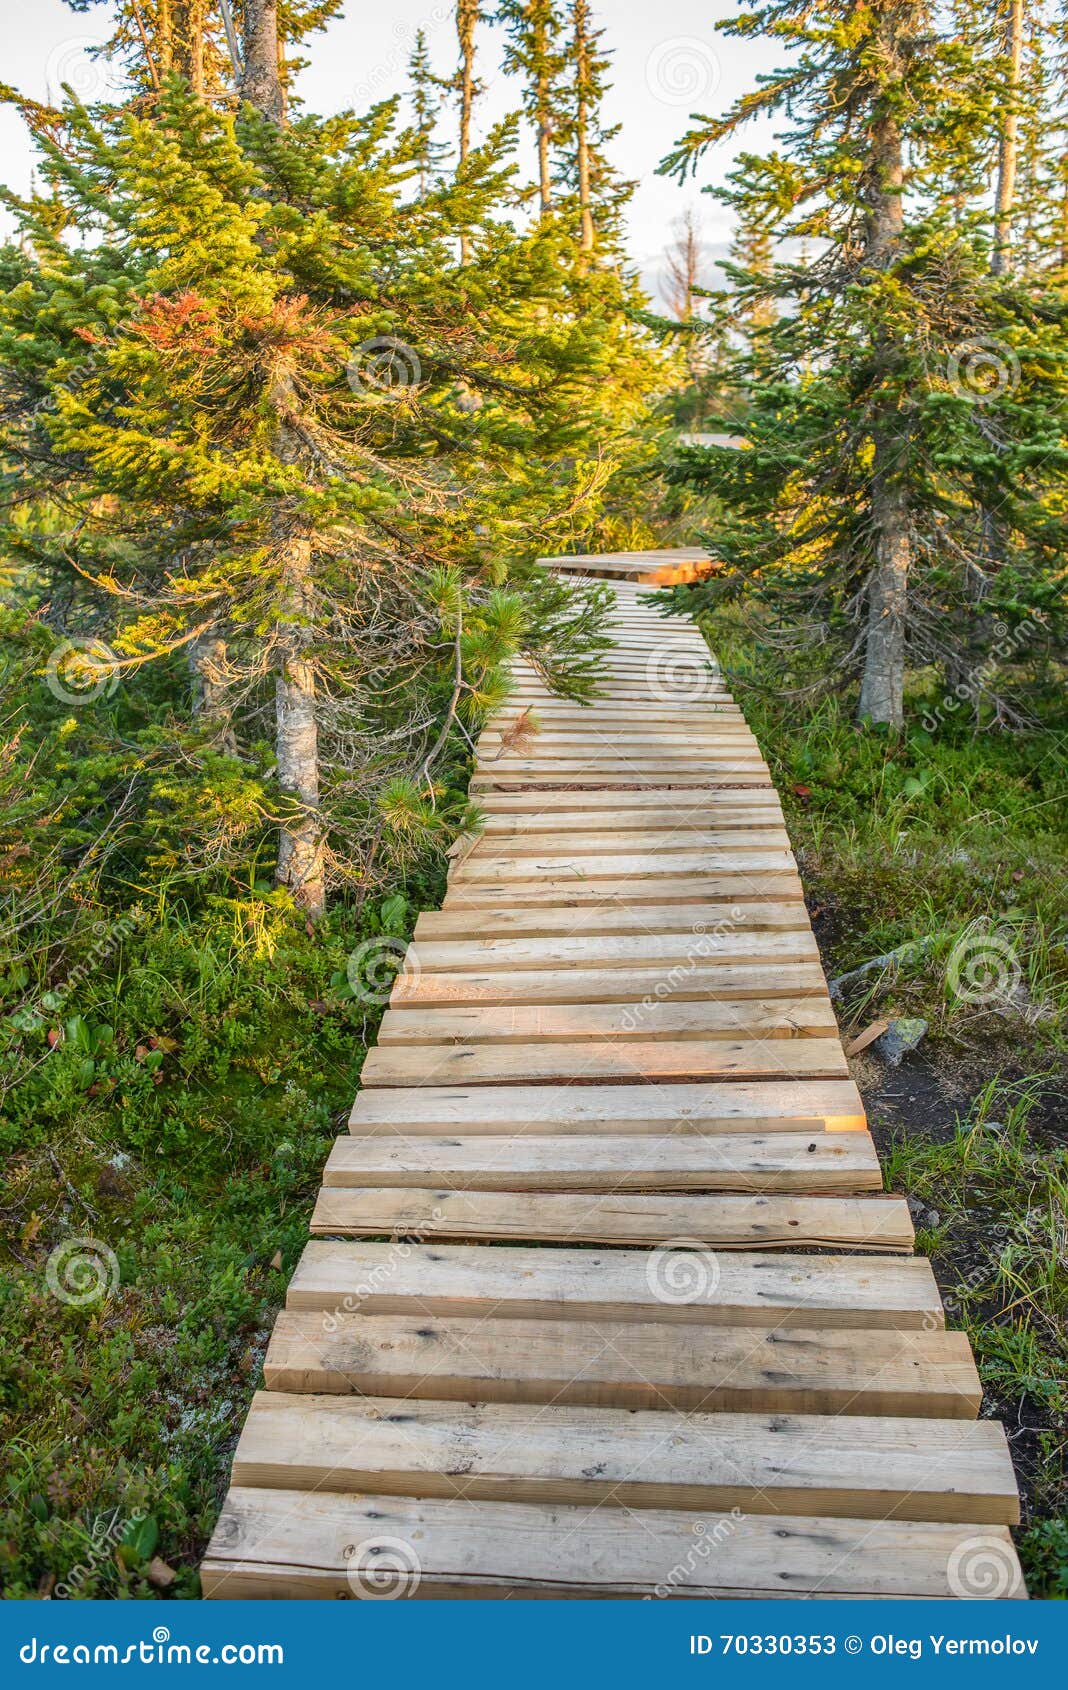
[[2, 10, 661, 919], [992, 0, 1027, 275], [498, 1, 566, 217], [454, 0, 481, 260], [406, 30, 449, 198], [552, 0, 630, 255], [662, 0, 1068, 727]]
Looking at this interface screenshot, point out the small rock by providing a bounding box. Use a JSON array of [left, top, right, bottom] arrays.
[[269, 1249, 283, 1270], [874, 1017, 928, 1065], [906, 1195, 925, 1217], [925, 1210, 942, 1229], [146, 1557, 176, 1590], [982, 1120, 1006, 1134]]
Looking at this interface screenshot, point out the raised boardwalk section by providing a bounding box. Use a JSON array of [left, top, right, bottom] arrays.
[[202, 553, 1024, 1600]]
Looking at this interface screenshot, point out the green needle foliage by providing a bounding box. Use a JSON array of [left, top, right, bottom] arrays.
[[1, 15, 662, 916], [661, 0, 1068, 728]]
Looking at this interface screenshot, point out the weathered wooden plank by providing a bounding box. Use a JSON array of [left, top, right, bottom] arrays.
[[203, 1489, 1024, 1599], [309, 1187, 911, 1250], [470, 772, 775, 791], [444, 874, 805, 907], [391, 962, 828, 1007], [359, 1035, 848, 1087], [231, 1394, 1018, 1525], [287, 1241, 940, 1328], [264, 1312, 974, 1416], [451, 851, 789, 881], [347, 1078, 869, 1134], [323, 1129, 879, 1191], [417, 904, 809, 939], [473, 786, 777, 810], [476, 807, 785, 833], [402, 930, 816, 971], [377, 998, 838, 1046], [464, 828, 791, 856]]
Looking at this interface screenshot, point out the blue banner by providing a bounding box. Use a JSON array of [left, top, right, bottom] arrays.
[[3, 1601, 1064, 1687]]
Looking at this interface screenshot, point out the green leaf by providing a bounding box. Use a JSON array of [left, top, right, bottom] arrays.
[[378, 893, 409, 936], [119, 1514, 159, 1567]]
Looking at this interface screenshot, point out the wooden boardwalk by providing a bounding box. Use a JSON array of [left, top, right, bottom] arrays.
[[202, 555, 1025, 1600]]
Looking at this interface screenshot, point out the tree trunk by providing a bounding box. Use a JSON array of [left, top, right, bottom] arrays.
[[238, 0, 324, 913], [274, 522, 325, 917], [858, 471, 910, 728], [173, 0, 207, 95], [536, 68, 553, 217], [573, 0, 594, 254], [991, 0, 1024, 276], [155, 0, 173, 73], [240, 0, 285, 123], [189, 631, 238, 751], [857, 70, 910, 728], [457, 0, 477, 262]]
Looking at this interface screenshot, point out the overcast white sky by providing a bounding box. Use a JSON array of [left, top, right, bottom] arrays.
[[0, 0, 777, 302]]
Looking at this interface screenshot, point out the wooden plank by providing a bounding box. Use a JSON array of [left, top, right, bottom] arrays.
[[323, 1129, 880, 1191], [473, 786, 778, 810], [359, 1035, 849, 1087], [488, 709, 748, 723], [490, 704, 746, 720], [476, 807, 785, 832], [391, 962, 828, 1007], [264, 1312, 975, 1416], [231, 1394, 1018, 1525], [347, 1078, 869, 1134], [287, 1240, 940, 1329], [203, 1489, 1024, 1599], [473, 761, 767, 779], [376, 998, 838, 1046], [470, 774, 775, 791], [443, 874, 804, 906], [478, 736, 762, 757], [450, 851, 793, 883], [464, 828, 790, 856], [416, 903, 809, 939], [309, 1187, 911, 1250], [400, 931, 817, 972]]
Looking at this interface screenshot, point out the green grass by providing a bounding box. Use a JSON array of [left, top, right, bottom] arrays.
[[672, 599, 1068, 1596], [883, 1083, 1068, 1596], [0, 879, 442, 1598]]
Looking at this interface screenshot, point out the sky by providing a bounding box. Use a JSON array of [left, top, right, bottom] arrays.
[[0, 0, 778, 303]]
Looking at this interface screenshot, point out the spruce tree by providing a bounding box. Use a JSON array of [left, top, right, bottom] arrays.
[[3, 5, 659, 918], [454, 0, 482, 260], [498, 1, 566, 217], [406, 30, 450, 199], [553, 0, 630, 256], [662, 0, 1067, 727]]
